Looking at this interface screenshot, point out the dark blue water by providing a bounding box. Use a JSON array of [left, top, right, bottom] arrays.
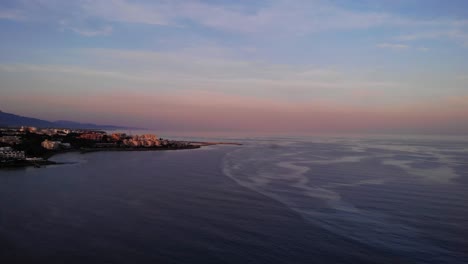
[[0, 137, 467, 263]]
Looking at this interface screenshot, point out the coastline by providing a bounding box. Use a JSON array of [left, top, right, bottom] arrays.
[[0, 159, 60, 169], [79, 145, 201, 153], [0, 142, 241, 169]]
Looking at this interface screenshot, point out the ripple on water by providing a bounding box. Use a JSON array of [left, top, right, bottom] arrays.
[[222, 138, 468, 263]]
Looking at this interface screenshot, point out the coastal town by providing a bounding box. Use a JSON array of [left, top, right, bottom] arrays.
[[0, 126, 235, 168]]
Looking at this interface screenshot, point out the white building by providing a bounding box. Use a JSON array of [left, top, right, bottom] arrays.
[[0, 136, 21, 145], [0, 150, 26, 160], [41, 139, 60, 150], [57, 129, 71, 136]]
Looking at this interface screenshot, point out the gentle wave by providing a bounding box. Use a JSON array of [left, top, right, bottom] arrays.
[[222, 138, 468, 263]]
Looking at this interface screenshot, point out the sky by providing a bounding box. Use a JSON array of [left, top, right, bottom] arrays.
[[0, 0, 468, 135]]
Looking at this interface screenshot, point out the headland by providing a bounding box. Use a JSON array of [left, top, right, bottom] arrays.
[[0, 126, 240, 169]]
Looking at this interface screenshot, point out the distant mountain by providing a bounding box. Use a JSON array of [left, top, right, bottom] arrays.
[[0, 110, 140, 130]]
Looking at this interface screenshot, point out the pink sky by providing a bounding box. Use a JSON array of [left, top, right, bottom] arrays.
[[3, 91, 468, 135]]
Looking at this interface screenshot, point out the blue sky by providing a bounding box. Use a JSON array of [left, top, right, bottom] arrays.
[[1, 0, 467, 134]]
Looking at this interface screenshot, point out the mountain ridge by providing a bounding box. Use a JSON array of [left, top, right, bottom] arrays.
[[0, 110, 141, 130]]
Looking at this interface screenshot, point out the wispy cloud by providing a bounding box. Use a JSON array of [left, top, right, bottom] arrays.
[[76, 0, 468, 46], [0, 46, 407, 104], [4, 0, 393, 34], [397, 30, 468, 46], [75, 0, 420, 36], [70, 25, 113, 37], [0, 9, 25, 21], [80, 0, 169, 26], [0, 0, 467, 54], [58, 19, 113, 37], [4, 45, 461, 109], [377, 43, 410, 50], [3, 0, 468, 41]]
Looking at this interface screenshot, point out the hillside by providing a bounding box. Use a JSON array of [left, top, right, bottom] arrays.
[[0, 110, 139, 130]]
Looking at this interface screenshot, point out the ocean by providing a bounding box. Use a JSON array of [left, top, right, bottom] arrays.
[[0, 136, 467, 263]]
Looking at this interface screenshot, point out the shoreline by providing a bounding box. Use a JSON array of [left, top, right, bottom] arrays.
[[79, 145, 201, 153], [0, 160, 60, 169], [188, 142, 243, 146], [0, 142, 241, 169]]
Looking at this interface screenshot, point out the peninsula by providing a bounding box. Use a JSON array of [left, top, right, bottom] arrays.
[[0, 126, 240, 169]]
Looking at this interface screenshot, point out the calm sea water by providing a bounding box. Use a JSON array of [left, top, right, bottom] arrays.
[[0, 137, 467, 263]]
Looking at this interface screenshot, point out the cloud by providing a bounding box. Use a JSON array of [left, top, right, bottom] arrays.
[[1, 0, 467, 52], [75, 0, 411, 35], [397, 30, 468, 46], [3, 0, 467, 40], [57, 19, 113, 37], [1, 44, 467, 134], [0, 63, 126, 78], [18, 0, 393, 35], [70, 25, 113, 37], [80, 0, 169, 26], [72, 0, 468, 45], [0, 9, 25, 21], [169, 0, 393, 34], [377, 43, 410, 50], [3, 44, 466, 106], [0, 46, 406, 104], [397, 31, 444, 41]]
